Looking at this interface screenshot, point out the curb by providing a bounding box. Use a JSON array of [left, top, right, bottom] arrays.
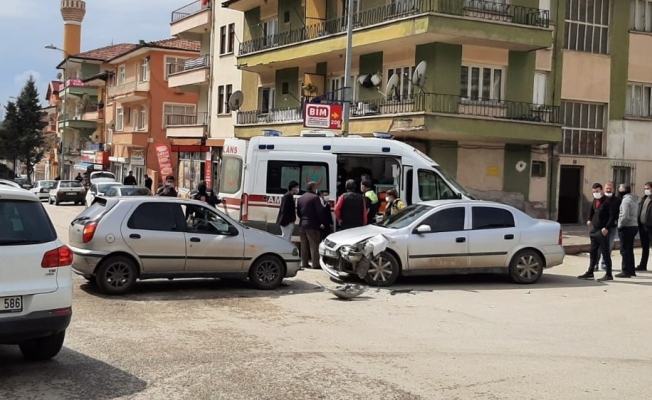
[[563, 239, 641, 255]]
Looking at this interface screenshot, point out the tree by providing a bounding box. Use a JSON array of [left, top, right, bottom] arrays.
[[0, 100, 21, 177], [15, 76, 48, 184]]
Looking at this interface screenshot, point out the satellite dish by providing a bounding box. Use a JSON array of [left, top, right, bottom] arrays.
[[91, 130, 101, 143], [228, 91, 244, 111], [56, 72, 63, 80], [384, 74, 399, 99], [412, 61, 427, 93]]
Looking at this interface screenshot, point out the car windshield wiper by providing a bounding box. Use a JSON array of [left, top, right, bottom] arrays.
[[70, 216, 90, 225], [0, 239, 42, 245]]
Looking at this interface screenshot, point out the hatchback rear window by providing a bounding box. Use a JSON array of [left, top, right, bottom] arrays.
[[73, 199, 108, 223], [0, 200, 57, 245]]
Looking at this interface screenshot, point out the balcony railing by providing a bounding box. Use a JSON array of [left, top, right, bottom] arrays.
[[80, 102, 99, 113], [166, 112, 209, 127], [167, 55, 211, 77], [108, 80, 149, 98], [171, 0, 211, 23], [239, 0, 549, 56], [236, 93, 560, 125]]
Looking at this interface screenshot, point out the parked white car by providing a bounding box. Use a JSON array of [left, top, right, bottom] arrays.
[[0, 179, 22, 190], [85, 181, 120, 207], [30, 180, 57, 200], [319, 200, 565, 286], [0, 186, 73, 361]]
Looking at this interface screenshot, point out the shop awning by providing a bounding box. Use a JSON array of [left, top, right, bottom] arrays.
[[74, 162, 93, 170]]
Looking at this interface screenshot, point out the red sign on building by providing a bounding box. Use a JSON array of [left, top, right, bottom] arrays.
[[303, 103, 343, 130]]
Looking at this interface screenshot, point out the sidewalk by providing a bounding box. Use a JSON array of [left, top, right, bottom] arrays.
[[562, 224, 643, 255]]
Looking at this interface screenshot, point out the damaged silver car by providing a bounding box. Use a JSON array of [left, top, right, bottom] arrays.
[[319, 200, 565, 287]]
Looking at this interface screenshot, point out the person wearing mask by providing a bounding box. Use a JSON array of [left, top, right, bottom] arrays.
[[334, 179, 367, 230], [598, 182, 619, 270], [276, 181, 299, 241], [361, 179, 379, 224], [296, 181, 325, 269], [318, 189, 333, 241], [616, 183, 639, 278], [636, 182, 652, 271], [156, 175, 178, 197], [123, 171, 137, 185], [578, 183, 615, 281], [144, 174, 153, 191], [383, 188, 406, 220], [194, 181, 210, 203]]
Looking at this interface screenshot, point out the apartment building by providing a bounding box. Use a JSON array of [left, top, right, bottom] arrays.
[[168, 0, 245, 190]]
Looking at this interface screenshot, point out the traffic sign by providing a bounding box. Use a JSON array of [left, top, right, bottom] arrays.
[[303, 103, 343, 130]]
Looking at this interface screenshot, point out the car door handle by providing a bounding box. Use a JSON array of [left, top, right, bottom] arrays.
[[504, 234, 514, 240], [456, 237, 466, 243], [129, 234, 141, 239], [190, 237, 201, 243]]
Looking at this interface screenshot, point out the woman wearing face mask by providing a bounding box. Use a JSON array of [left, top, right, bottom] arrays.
[[616, 183, 638, 277], [383, 188, 406, 220]]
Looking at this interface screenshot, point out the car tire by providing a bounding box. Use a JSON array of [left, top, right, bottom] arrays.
[[96, 256, 138, 295], [48, 197, 53, 204], [19, 331, 65, 361], [248, 255, 285, 290], [363, 251, 400, 287], [54, 197, 60, 206], [509, 249, 544, 284]]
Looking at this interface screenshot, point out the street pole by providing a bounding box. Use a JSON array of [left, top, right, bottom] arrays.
[[341, 0, 354, 137], [60, 67, 67, 179]]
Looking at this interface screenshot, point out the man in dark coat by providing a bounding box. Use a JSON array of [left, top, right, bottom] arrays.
[[578, 182, 617, 281], [318, 189, 333, 241], [123, 171, 137, 185], [156, 175, 178, 197], [276, 180, 299, 240], [334, 179, 367, 230], [636, 182, 652, 271], [144, 174, 153, 191], [296, 181, 325, 269]]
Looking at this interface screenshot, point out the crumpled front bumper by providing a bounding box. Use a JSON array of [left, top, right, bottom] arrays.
[[318, 242, 346, 281]]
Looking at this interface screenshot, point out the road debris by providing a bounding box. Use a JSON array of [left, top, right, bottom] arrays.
[[317, 282, 368, 300]]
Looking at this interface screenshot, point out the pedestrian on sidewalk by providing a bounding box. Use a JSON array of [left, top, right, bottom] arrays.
[[616, 183, 638, 278], [636, 182, 652, 271], [578, 183, 615, 281], [599, 182, 619, 270], [276, 180, 299, 241], [296, 181, 325, 269]]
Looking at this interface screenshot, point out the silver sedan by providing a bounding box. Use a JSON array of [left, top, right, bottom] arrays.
[[319, 200, 565, 286]]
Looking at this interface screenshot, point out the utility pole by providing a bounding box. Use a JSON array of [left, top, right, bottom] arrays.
[[45, 45, 69, 179], [341, 0, 355, 137]]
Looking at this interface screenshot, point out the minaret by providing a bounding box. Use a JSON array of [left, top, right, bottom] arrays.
[[60, 0, 86, 57]]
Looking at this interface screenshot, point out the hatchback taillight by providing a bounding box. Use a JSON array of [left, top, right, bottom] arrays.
[[83, 222, 98, 243], [41, 245, 73, 268], [558, 229, 563, 245]]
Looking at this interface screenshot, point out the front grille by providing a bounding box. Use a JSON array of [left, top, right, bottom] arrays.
[[322, 256, 339, 269]]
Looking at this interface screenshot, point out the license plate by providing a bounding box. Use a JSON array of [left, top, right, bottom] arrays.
[[1, 296, 22, 313], [67, 192, 77, 196]]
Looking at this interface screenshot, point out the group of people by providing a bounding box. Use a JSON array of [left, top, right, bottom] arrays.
[[154, 174, 221, 206], [276, 175, 406, 270], [578, 181, 652, 281]]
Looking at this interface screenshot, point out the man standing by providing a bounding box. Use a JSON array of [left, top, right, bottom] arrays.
[[144, 174, 153, 191], [296, 181, 324, 269], [361, 179, 379, 224], [578, 183, 615, 281], [276, 181, 299, 241], [156, 175, 178, 197], [334, 179, 367, 230], [75, 173, 83, 182], [616, 183, 638, 278], [123, 171, 137, 185], [598, 182, 619, 270], [636, 182, 652, 271], [318, 189, 333, 241]]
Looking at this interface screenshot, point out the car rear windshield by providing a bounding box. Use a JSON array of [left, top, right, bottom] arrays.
[[98, 183, 120, 193], [72, 199, 108, 224], [60, 181, 83, 188], [0, 200, 57, 245], [121, 187, 150, 196]]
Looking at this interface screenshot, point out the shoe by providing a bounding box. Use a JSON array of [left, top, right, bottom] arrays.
[[635, 266, 647, 271], [615, 272, 635, 278], [597, 274, 613, 282], [578, 273, 594, 280]]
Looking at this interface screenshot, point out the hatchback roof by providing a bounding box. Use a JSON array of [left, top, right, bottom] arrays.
[[0, 186, 39, 201]]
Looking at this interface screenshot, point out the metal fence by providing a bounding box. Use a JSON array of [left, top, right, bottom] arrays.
[[166, 112, 209, 126], [171, 0, 210, 23], [167, 54, 211, 77]]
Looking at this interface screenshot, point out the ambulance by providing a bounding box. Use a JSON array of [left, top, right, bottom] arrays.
[[217, 131, 474, 237]]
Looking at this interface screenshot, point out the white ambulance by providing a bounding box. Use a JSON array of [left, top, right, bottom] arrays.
[[217, 131, 474, 237]]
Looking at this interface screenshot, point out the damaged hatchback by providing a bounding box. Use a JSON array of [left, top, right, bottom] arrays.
[[319, 200, 565, 287]]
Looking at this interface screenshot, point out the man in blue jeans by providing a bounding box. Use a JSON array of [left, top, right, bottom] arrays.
[[599, 182, 619, 271]]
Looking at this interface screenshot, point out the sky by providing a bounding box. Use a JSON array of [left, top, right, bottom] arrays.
[[0, 0, 189, 113]]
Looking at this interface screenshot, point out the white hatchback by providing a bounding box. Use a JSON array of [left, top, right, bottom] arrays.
[[0, 186, 73, 361]]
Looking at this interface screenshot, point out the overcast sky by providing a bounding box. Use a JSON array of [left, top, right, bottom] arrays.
[[0, 0, 189, 111]]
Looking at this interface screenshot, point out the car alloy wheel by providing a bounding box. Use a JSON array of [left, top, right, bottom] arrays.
[[96, 256, 138, 295], [249, 255, 285, 290], [509, 249, 544, 284], [363, 251, 400, 287]]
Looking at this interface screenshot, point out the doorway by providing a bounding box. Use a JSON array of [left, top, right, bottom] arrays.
[[558, 166, 582, 224]]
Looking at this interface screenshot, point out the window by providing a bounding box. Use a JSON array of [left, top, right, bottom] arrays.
[[163, 104, 196, 127], [216, 85, 233, 114], [472, 206, 515, 230], [377, 204, 433, 229], [118, 65, 126, 85], [131, 108, 138, 128], [533, 72, 548, 105], [417, 170, 459, 201], [218, 86, 225, 114], [560, 101, 606, 156], [220, 25, 227, 54], [631, 0, 652, 32], [420, 207, 466, 233], [127, 203, 180, 232], [116, 107, 124, 131], [564, 0, 610, 54], [613, 165, 634, 188], [138, 106, 147, 130], [626, 83, 652, 118], [259, 87, 276, 113], [263, 18, 279, 48], [225, 84, 233, 113], [183, 204, 235, 235], [387, 66, 415, 100], [140, 58, 149, 82], [165, 57, 186, 79], [228, 23, 235, 54], [0, 200, 57, 245], [219, 156, 243, 194], [460, 65, 503, 101], [327, 76, 357, 102], [531, 161, 547, 178], [266, 161, 329, 194], [105, 188, 117, 197]]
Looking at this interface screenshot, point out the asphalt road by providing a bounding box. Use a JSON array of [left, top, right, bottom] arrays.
[[1, 202, 652, 399]]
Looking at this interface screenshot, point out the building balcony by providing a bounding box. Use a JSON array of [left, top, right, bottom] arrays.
[[237, 0, 551, 71], [167, 55, 211, 90], [170, 0, 212, 40], [235, 94, 561, 144], [59, 78, 98, 99], [80, 102, 105, 122], [165, 112, 209, 138], [107, 80, 150, 103]]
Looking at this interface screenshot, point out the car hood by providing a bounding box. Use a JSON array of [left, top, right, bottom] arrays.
[[325, 225, 391, 248], [244, 227, 297, 255]]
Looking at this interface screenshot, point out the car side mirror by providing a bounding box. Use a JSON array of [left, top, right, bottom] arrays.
[[414, 224, 431, 234], [227, 225, 239, 235]]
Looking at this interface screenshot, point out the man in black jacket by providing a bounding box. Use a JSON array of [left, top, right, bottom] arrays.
[[579, 182, 617, 281], [296, 181, 325, 269], [636, 182, 652, 271], [276, 180, 299, 241]]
